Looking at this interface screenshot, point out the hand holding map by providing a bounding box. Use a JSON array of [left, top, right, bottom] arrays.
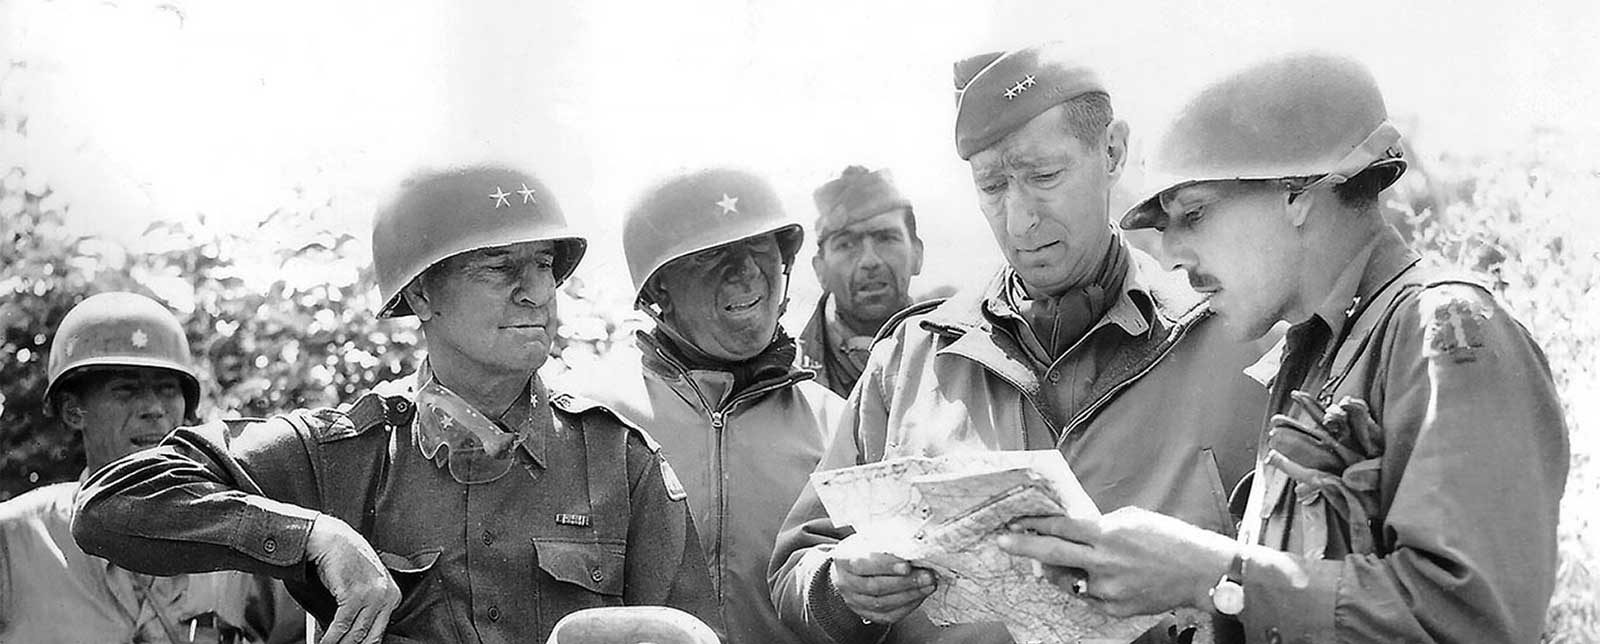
[[811, 450, 1193, 644]]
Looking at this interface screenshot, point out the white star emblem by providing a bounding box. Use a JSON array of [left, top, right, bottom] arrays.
[[516, 183, 537, 204], [489, 187, 512, 208], [1005, 75, 1035, 100], [130, 329, 149, 348], [716, 193, 739, 215]]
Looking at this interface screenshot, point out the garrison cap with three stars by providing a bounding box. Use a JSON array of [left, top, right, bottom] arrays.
[[953, 42, 1107, 159]]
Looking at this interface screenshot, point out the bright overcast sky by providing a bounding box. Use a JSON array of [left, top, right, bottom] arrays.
[[3, 0, 1597, 308]]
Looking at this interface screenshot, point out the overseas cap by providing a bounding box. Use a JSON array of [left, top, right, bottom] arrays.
[[371, 165, 587, 318], [953, 43, 1107, 159], [812, 166, 913, 245], [1121, 52, 1406, 229], [45, 292, 200, 417], [622, 167, 804, 306]]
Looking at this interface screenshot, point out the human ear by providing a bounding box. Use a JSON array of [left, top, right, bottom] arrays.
[[1104, 120, 1131, 181], [60, 397, 87, 431], [1285, 188, 1315, 228], [401, 280, 434, 322]]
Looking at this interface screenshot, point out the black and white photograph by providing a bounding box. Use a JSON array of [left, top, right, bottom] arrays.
[[1, 1, 1595, 642]]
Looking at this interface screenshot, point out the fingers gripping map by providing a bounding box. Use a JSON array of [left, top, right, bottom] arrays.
[[811, 450, 1167, 644]]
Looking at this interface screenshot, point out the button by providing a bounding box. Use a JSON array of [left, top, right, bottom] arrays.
[[394, 400, 410, 412], [1266, 627, 1282, 644], [1047, 371, 1062, 384], [590, 568, 605, 583], [487, 605, 500, 622], [481, 530, 494, 546], [263, 537, 277, 554]]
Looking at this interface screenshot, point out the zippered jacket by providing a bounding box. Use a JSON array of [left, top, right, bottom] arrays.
[[569, 332, 845, 644], [769, 263, 1272, 644]]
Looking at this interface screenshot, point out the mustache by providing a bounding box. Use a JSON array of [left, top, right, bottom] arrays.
[[1187, 272, 1222, 291]]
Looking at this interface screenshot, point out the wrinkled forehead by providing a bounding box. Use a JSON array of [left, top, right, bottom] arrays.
[[830, 209, 912, 237]]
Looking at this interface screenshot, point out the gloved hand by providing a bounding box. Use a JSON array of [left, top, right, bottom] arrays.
[[1265, 392, 1386, 553]]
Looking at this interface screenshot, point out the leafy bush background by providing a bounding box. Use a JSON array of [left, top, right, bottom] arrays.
[[3, 105, 1597, 644]]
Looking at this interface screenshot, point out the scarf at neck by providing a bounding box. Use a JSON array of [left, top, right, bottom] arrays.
[[1010, 235, 1131, 362]]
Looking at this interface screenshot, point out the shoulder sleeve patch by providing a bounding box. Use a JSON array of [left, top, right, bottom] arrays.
[[1419, 285, 1495, 363]]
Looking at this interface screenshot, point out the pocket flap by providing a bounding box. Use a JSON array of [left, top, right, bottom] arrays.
[[534, 540, 625, 596], [378, 549, 441, 574]]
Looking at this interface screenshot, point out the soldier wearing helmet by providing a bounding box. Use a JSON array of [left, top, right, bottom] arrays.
[[563, 168, 843, 644], [75, 166, 720, 643], [2, 292, 305, 643], [798, 165, 926, 397], [770, 43, 1271, 644], [998, 53, 1567, 644]]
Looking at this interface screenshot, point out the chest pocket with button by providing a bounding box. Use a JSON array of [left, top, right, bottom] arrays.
[[533, 539, 626, 619], [376, 549, 444, 636]]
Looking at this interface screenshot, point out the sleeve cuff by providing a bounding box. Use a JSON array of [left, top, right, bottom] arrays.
[[807, 560, 891, 644], [1236, 552, 1343, 644], [232, 496, 319, 573]]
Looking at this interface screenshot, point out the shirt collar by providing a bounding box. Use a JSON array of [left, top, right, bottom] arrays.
[[989, 260, 1154, 339], [1308, 226, 1420, 337]]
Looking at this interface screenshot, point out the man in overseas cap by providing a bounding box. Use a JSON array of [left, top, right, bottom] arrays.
[[770, 43, 1270, 643], [569, 168, 843, 643], [799, 165, 925, 397], [999, 53, 1568, 643], [2, 292, 305, 643], [76, 165, 720, 643]]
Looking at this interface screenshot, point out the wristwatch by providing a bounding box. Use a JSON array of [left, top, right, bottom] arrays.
[[1209, 551, 1247, 615]]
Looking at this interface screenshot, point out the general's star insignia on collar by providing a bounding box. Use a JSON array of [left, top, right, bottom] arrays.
[[489, 187, 512, 208], [716, 193, 739, 215], [516, 183, 537, 204], [129, 329, 149, 348]]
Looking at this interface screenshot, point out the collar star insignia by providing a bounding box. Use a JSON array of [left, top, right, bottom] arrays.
[[489, 187, 512, 208], [130, 329, 149, 348], [516, 183, 537, 204], [716, 193, 739, 215]]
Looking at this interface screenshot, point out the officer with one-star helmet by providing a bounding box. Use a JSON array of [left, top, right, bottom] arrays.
[[3, 292, 306, 643], [567, 167, 843, 644]]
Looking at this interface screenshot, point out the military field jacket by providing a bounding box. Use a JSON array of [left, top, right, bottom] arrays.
[[569, 333, 844, 644], [1229, 232, 1568, 644], [73, 373, 720, 643], [770, 263, 1272, 644]]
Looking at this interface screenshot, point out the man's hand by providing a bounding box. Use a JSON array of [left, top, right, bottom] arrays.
[[997, 508, 1236, 618], [306, 515, 400, 644], [829, 535, 937, 625]]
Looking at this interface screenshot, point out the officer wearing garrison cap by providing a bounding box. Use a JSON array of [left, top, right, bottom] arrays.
[[799, 166, 926, 398], [75, 165, 719, 643], [998, 53, 1567, 644], [770, 43, 1271, 644], [2, 292, 305, 644], [569, 168, 843, 643]]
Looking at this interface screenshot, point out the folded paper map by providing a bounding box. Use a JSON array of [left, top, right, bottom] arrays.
[[812, 450, 1196, 644]]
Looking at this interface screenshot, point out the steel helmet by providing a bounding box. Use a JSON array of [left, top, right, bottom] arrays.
[[1121, 52, 1407, 229], [544, 607, 719, 644], [622, 167, 804, 307], [372, 165, 588, 317], [45, 292, 200, 417]]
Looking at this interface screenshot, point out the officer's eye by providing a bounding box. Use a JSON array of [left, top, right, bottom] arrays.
[[1032, 170, 1063, 184], [1182, 208, 1205, 226]]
